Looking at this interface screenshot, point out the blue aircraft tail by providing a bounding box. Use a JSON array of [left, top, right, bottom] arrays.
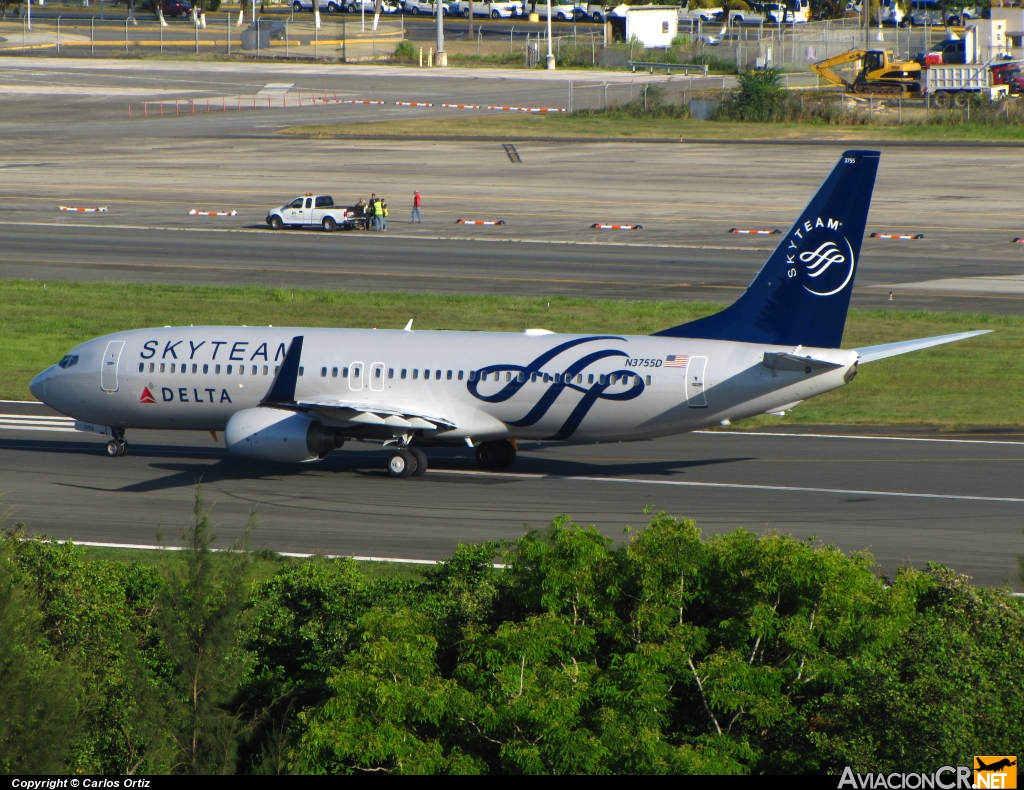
[[655, 150, 880, 348]]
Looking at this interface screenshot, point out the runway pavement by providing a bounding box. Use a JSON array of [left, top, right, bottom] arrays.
[[1, 401, 1021, 589], [0, 133, 1022, 312]]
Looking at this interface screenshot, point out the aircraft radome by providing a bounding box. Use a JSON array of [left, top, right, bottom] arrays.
[[30, 151, 987, 478]]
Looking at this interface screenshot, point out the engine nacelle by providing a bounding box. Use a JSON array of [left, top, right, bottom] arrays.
[[225, 407, 343, 463]]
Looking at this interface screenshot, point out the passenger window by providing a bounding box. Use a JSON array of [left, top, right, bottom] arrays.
[[149, 363, 155, 373], [298, 367, 304, 376], [575, 374, 582, 384], [374, 367, 381, 379], [170, 363, 176, 373], [481, 372, 487, 382], [240, 366, 245, 376], [436, 370, 442, 380], [505, 372, 511, 382], [252, 365, 258, 376], [353, 366, 361, 378], [599, 374, 607, 385], [531, 373, 538, 383], [469, 370, 478, 382], [192, 364, 198, 374], [588, 374, 594, 384], [263, 366, 268, 375], [343, 367, 349, 378], [424, 370, 431, 380], [413, 369, 419, 379], [401, 369, 407, 379], [458, 371, 464, 381], [216, 365, 222, 374], [274, 366, 279, 374], [517, 372, 525, 383], [139, 363, 144, 373], [388, 368, 394, 379], [554, 373, 561, 384], [227, 365, 233, 374], [447, 370, 452, 380], [203, 364, 209, 374], [332, 367, 338, 377], [645, 375, 651, 385], [321, 367, 328, 377]]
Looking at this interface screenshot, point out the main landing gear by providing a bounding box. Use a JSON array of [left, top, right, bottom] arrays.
[[106, 429, 128, 457], [475, 439, 516, 470], [386, 446, 428, 478]]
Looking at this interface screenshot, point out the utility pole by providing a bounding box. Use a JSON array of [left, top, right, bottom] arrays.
[[545, 0, 553, 68], [435, 0, 446, 65]]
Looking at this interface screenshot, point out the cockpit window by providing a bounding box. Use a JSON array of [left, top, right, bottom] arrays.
[[57, 354, 79, 369]]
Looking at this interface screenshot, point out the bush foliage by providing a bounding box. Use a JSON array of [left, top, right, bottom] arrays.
[[1, 496, 1022, 774]]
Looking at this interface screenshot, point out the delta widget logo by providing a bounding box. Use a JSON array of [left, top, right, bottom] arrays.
[[974, 757, 1017, 789], [140, 386, 157, 404]]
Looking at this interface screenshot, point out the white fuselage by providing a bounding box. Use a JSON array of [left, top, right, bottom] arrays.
[[31, 326, 857, 446]]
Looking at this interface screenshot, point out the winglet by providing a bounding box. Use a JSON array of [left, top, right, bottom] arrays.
[[404, 319, 414, 331], [261, 336, 303, 405]]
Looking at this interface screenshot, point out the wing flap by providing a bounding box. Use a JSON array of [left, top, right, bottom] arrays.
[[293, 399, 457, 432]]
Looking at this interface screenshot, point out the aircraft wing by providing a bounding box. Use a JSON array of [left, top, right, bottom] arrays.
[[259, 335, 456, 432], [854, 330, 990, 364], [290, 400, 457, 432]]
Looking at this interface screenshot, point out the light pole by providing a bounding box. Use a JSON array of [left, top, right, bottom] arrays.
[[435, 0, 446, 65], [545, 0, 553, 68]]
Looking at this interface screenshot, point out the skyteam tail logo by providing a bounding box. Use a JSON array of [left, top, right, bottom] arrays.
[[467, 336, 644, 440], [785, 216, 856, 297]]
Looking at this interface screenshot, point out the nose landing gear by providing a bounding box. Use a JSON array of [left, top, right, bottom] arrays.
[[106, 429, 128, 457]]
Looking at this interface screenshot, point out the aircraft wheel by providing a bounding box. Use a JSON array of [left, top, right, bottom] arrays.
[[119, 442, 129, 457], [475, 440, 507, 469], [387, 449, 415, 478], [107, 440, 120, 457], [410, 447, 428, 476], [498, 440, 516, 467]]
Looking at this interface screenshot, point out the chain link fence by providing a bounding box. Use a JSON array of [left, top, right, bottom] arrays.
[[0, 12, 403, 60]]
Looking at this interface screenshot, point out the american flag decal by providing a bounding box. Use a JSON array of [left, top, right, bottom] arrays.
[[664, 355, 689, 368]]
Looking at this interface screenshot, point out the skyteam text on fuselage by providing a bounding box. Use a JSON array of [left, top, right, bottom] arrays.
[[30, 151, 988, 478]]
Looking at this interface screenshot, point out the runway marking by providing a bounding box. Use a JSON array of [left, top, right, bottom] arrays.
[[59, 539, 442, 565], [0, 414, 76, 433], [0, 220, 769, 252], [433, 469, 1024, 504], [697, 430, 1024, 447]]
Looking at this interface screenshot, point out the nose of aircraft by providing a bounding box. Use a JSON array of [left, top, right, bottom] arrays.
[[29, 369, 49, 401]]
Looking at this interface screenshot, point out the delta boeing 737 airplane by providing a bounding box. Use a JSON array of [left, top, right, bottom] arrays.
[[30, 151, 987, 478]]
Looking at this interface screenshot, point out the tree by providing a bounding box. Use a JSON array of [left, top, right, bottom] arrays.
[[0, 540, 84, 773], [157, 489, 255, 774]]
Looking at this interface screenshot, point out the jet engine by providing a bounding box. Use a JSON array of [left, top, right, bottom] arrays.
[[225, 407, 343, 463]]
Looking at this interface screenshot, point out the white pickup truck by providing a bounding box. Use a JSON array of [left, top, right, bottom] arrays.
[[266, 194, 351, 232]]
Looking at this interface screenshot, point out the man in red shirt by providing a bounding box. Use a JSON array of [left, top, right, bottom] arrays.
[[411, 191, 422, 223]]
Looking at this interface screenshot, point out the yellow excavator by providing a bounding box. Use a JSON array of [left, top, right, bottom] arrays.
[[812, 49, 924, 95]]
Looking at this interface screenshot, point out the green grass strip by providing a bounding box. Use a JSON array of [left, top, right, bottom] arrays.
[[2, 279, 1017, 428]]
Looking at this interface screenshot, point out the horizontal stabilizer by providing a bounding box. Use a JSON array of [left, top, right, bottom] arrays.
[[854, 330, 990, 364], [763, 351, 844, 373]]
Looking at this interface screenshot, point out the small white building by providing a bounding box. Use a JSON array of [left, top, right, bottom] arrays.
[[990, 7, 1024, 59], [610, 4, 679, 48]]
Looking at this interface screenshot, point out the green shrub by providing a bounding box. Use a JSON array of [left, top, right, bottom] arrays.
[[393, 39, 417, 60]]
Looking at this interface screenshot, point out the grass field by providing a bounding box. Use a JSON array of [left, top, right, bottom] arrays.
[[2, 279, 1019, 428], [284, 113, 1024, 142]]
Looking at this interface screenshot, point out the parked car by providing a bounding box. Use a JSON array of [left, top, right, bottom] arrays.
[[254, 17, 287, 39], [449, 0, 522, 18], [161, 0, 193, 18], [915, 37, 966, 65], [992, 62, 1023, 95], [401, 0, 447, 14], [343, 0, 398, 12]]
